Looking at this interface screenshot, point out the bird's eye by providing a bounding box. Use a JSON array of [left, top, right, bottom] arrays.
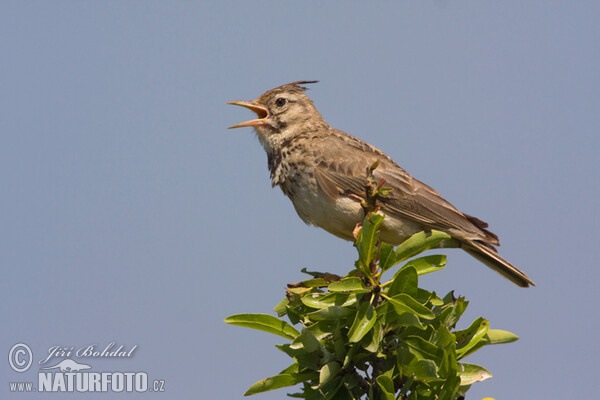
[[275, 98, 287, 107]]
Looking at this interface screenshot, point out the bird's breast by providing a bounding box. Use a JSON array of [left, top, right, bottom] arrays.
[[283, 172, 364, 241]]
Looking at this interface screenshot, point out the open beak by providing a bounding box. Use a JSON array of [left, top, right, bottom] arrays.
[[226, 100, 269, 129]]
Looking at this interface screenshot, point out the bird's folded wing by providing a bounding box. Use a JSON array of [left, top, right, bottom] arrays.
[[313, 131, 498, 244]]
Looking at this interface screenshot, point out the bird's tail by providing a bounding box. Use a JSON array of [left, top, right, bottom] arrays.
[[462, 241, 535, 288]]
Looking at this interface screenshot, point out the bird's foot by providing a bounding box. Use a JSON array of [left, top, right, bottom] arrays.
[[353, 222, 363, 240]]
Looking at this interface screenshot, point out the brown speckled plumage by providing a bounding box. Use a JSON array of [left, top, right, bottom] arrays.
[[228, 81, 534, 287]]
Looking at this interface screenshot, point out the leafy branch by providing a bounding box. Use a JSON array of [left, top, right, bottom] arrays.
[[226, 163, 518, 399]]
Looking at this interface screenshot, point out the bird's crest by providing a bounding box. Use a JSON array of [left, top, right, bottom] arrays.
[[290, 80, 319, 90], [275, 80, 319, 93]]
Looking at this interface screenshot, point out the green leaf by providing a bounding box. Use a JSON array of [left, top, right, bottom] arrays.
[[378, 187, 393, 197], [410, 359, 440, 382], [275, 343, 296, 358], [299, 278, 330, 287], [397, 376, 414, 397], [388, 266, 418, 297], [388, 294, 435, 320], [458, 328, 519, 359], [280, 363, 299, 374], [292, 328, 321, 353], [437, 374, 461, 400], [456, 317, 489, 358], [425, 291, 444, 306], [379, 243, 396, 272], [413, 288, 434, 305], [308, 306, 355, 321], [319, 362, 341, 386], [364, 320, 382, 352], [333, 325, 349, 362], [435, 325, 458, 379], [457, 363, 492, 385], [485, 329, 519, 344], [317, 376, 344, 400], [405, 336, 441, 361], [348, 301, 377, 342], [396, 312, 426, 330], [225, 314, 300, 340], [275, 344, 321, 371], [376, 375, 396, 400], [287, 286, 313, 296], [394, 230, 451, 264], [435, 294, 468, 328], [328, 277, 370, 293], [356, 213, 385, 273], [401, 255, 447, 275], [342, 343, 357, 369], [244, 373, 299, 396], [301, 292, 357, 309], [342, 372, 360, 392], [273, 297, 289, 317], [309, 321, 339, 341]]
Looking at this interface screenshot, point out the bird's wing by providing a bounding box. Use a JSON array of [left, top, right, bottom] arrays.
[[313, 130, 498, 244]]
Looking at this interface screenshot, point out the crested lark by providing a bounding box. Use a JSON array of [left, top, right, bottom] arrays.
[[228, 81, 534, 287]]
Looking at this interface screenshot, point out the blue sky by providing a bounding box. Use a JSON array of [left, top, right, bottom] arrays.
[[2, 2, 599, 399]]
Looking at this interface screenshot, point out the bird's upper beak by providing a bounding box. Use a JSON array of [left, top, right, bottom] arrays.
[[226, 100, 269, 129]]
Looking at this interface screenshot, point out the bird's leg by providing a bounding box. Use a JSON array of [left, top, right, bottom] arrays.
[[352, 221, 363, 240]]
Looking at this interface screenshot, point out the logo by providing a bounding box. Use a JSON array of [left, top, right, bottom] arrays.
[[40, 359, 91, 372], [8, 343, 33, 373], [7, 342, 166, 394]]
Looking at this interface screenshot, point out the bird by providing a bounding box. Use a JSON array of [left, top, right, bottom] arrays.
[[227, 81, 534, 287]]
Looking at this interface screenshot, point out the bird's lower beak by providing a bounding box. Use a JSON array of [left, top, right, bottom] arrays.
[[226, 100, 269, 129]]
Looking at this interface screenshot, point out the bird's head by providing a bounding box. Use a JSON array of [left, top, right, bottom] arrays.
[[227, 81, 325, 141]]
